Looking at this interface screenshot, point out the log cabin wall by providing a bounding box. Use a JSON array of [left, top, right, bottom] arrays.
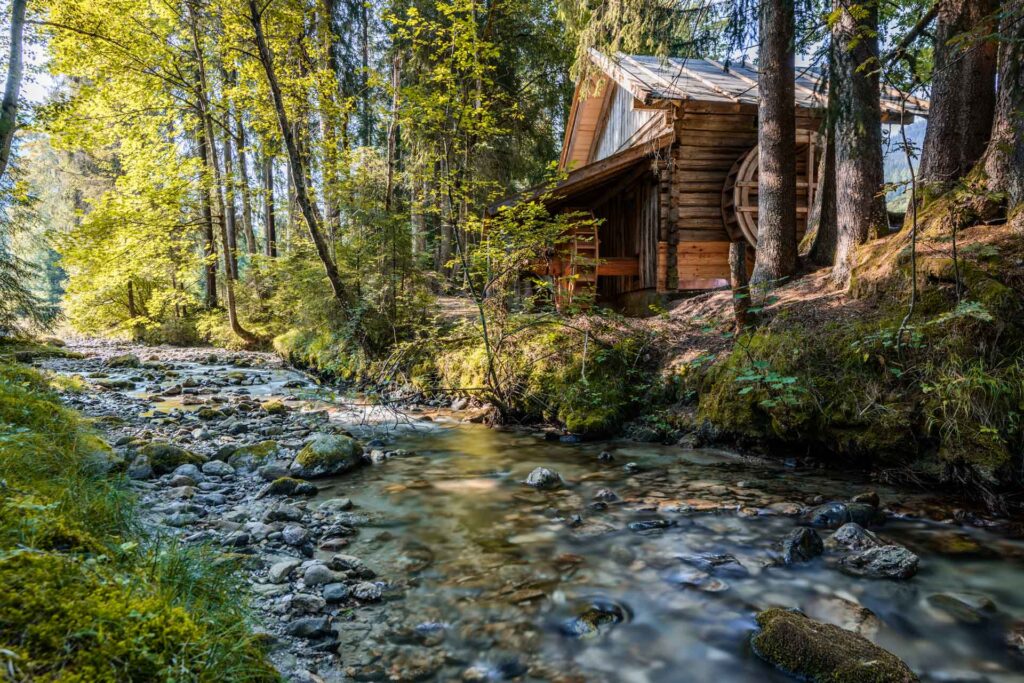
[[593, 173, 660, 300], [662, 103, 823, 290]]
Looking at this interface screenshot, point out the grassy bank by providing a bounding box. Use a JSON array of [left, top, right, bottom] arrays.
[[273, 315, 664, 437], [680, 220, 1024, 509], [0, 345, 277, 681]]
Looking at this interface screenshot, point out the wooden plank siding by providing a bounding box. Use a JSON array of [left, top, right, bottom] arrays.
[[592, 84, 661, 162]]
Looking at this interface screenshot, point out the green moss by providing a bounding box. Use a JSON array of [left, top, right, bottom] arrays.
[[260, 399, 287, 415], [751, 608, 918, 682], [227, 440, 282, 470], [295, 434, 362, 469], [0, 362, 276, 679], [139, 442, 205, 475]]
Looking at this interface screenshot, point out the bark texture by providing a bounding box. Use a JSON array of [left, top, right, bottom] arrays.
[[750, 0, 798, 285], [0, 0, 27, 183], [197, 130, 218, 309], [249, 0, 347, 302], [984, 0, 1024, 211], [831, 0, 888, 288], [919, 0, 998, 190], [263, 154, 278, 257]]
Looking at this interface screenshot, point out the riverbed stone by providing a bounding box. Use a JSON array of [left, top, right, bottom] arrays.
[[751, 608, 918, 682], [525, 467, 562, 490], [106, 353, 141, 368], [303, 563, 339, 586], [227, 440, 282, 471], [268, 559, 302, 583], [352, 582, 383, 602], [927, 592, 997, 623], [782, 527, 824, 564], [127, 454, 153, 480], [323, 583, 351, 603], [282, 524, 309, 546], [319, 497, 353, 512], [826, 523, 884, 551], [803, 501, 884, 529], [839, 545, 919, 580], [285, 616, 333, 639], [201, 459, 235, 477], [141, 441, 205, 474], [294, 434, 364, 478]]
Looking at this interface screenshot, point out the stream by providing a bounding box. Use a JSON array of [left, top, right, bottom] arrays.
[[39, 341, 1024, 682]]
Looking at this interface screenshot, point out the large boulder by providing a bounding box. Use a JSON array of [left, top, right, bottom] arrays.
[[752, 608, 918, 682], [839, 545, 919, 580], [293, 434, 364, 478], [105, 353, 140, 368], [227, 440, 283, 472], [139, 442, 205, 475]]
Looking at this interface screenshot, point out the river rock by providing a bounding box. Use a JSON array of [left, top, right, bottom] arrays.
[[261, 399, 288, 415], [285, 616, 333, 640], [804, 596, 880, 638], [593, 488, 620, 503], [106, 353, 141, 368], [803, 501, 884, 529], [851, 491, 880, 507], [287, 593, 326, 615], [127, 454, 153, 480], [228, 440, 283, 471], [282, 524, 309, 546], [525, 467, 562, 490], [141, 441, 205, 475], [259, 477, 318, 498], [752, 609, 917, 682], [264, 503, 304, 523], [294, 434, 364, 478], [323, 583, 351, 603], [303, 563, 339, 586], [927, 592, 997, 623], [782, 527, 824, 564], [839, 545, 919, 580], [201, 459, 235, 477], [319, 497, 353, 512], [268, 559, 302, 583], [826, 523, 884, 551], [352, 582, 383, 602]]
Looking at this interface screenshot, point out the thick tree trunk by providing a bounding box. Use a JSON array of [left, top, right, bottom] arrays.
[[0, 0, 26, 183], [385, 53, 401, 213], [197, 129, 219, 309], [831, 0, 888, 288], [249, 0, 347, 303], [750, 0, 798, 285], [263, 153, 278, 257], [983, 0, 1024, 211], [919, 0, 998, 191]]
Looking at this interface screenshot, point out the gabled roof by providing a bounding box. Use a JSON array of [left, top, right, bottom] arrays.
[[589, 49, 929, 116]]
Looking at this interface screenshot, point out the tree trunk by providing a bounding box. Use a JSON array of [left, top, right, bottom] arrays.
[[189, 3, 257, 345], [831, 0, 888, 288], [249, 0, 347, 303], [729, 241, 751, 332], [359, 0, 371, 147], [806, 125, 838, 265], [385, 53, 401, 213], [197, 129, 219, 309], [235, 113, 259, 254], [221, 125, 241, 280], [411, 176, 427, 255], [0, 0, 26, 183], [750, 0, 798, 285], [919, 0, 998, 191], [263, 153, 278, 257], [983, 0, 1024, 211]]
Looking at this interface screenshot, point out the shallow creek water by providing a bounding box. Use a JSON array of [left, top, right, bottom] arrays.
[[50, 348, 1024, 681]]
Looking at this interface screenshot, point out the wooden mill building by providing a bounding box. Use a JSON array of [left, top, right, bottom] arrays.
[[500, 50, 927, 308]]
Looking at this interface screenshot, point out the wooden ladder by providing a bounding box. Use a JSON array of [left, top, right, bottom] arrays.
[[556, 215, 598, 310]]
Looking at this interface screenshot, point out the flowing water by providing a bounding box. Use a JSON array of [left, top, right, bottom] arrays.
[[48, 347, 1024, 681]]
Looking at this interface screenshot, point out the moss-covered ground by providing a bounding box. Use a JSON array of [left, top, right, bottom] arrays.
[[0, 358, 277, 681]]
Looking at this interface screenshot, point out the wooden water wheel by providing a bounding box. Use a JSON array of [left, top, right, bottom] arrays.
[[721, 131, 821, 248]]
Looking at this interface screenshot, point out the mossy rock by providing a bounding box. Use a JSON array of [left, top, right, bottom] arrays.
[[140, 442, 205, 475], [261, 399, 288, 415], [264, 477, 318, 497], [195, 407, 223, 421], [751, 608, 918, 682], [78, 434, 124, 474], [95, 378, 135, 390], [227, 440, 282, 471], [105, 353, 141, 368], [294, 434, 364, 478]]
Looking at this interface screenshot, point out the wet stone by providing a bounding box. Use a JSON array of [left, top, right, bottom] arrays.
[[782, 527, 824, 564], [323, 582, 351, 603], [352, 582, 384, 602], [285, 616, 333, 640], [839, 545, 919, 580], [826, 522, 884, 551], [525, 467, 562, 490], [268, 559, 302, 583]]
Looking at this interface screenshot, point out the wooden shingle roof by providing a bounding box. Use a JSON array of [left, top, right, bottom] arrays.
[[590, 50, 929, 117]]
